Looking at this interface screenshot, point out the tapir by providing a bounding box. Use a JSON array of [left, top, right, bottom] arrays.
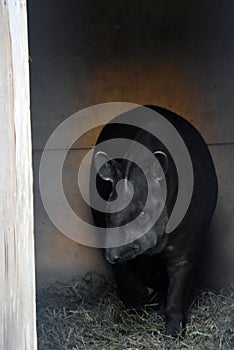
[[90, 105, 218, 335]]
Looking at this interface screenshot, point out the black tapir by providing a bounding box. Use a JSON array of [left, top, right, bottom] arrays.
[[90, 105, 218, 335]]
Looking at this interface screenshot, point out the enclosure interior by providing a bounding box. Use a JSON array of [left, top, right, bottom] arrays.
[[28, 0, 234, 289]]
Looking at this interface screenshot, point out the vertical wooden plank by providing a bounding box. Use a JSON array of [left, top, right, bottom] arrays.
[[0, 1, 37, 349]]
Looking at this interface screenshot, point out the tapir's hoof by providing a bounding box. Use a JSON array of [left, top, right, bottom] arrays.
[[166, 317, 185, 337]]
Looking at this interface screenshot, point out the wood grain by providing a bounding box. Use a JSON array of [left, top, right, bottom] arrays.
[[0, 1, 37, 349]]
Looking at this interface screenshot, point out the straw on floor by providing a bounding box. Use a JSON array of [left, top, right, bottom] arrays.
[[37, 272, 234, 350]]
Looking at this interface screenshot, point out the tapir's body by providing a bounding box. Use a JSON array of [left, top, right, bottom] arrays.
[[90, 105, 218, 335]]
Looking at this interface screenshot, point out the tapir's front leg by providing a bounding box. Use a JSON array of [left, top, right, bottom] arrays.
[[165, 259, 194, 336], [112, 261, 154, 307]]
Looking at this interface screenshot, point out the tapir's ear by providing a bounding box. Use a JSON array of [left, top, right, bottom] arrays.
[[152, 151, 168, 181], [94, 151, 118, 182]]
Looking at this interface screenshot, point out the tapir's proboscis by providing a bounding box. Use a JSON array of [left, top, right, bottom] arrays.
[[90, 105, 218, 336]]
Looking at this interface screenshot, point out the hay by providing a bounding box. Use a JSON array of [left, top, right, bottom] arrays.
[[37, 272, 234, 350]]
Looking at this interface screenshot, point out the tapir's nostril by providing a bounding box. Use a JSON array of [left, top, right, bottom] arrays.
[[110, 254, 120, 264]]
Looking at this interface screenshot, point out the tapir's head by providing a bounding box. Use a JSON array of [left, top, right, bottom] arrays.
[[94, 150, 169, 264]]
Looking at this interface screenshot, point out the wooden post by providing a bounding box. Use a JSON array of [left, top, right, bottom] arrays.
[[0, 1, 37, 349]]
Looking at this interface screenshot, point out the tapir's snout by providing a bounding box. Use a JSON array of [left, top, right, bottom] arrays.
[[104, 244, 140, 264], [106, 253, 120, 264], [104, 248, 119, 264]]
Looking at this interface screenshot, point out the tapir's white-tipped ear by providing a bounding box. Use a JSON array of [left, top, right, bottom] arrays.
[[94, 151, 116, 182], [152, 151, 168, 181]]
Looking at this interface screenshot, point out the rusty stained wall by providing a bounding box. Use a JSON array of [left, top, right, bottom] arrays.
[[28, 0, 234, 288]]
